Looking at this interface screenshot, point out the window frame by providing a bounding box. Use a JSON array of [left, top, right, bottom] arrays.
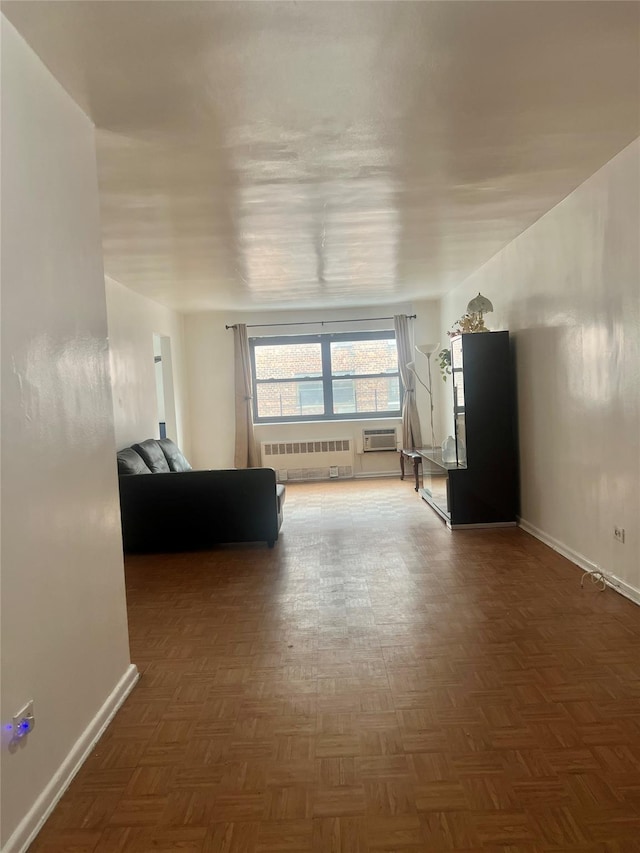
[[249, 330, 403, 423]]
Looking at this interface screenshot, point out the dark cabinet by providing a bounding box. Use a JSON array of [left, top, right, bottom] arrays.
[[418, 331, 518, 529]]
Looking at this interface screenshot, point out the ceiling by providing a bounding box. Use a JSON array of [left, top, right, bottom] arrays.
[[3, 1, 639, 313]]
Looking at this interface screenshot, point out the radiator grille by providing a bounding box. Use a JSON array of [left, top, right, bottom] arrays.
[[262, 439, 351, 456], [261, 439, 353, 481]]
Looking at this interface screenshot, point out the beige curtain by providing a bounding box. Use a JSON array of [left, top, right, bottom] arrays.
[[233, 324, 259, 468], [394, 314, 422, 450]]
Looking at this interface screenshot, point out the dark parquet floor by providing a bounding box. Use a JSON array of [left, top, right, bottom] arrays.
[[30, 479, 640, 852]]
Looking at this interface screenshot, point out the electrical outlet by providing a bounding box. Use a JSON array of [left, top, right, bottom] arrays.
[[614, 526, 625, 544], [329, 466, 339, 478], [11, 700, 35, 739]]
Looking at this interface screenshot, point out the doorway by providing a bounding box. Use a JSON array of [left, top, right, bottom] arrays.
[[153, 333, 177, 442]]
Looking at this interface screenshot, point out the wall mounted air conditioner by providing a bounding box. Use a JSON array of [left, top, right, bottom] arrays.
[[362, 427, 398, 452]]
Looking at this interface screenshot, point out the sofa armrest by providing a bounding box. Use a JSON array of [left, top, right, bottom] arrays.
[[118, 467, 281, 552]]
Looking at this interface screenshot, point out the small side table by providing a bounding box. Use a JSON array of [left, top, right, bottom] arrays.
[[399, 449, 422, 492]]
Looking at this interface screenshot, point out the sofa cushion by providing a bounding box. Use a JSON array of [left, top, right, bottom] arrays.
[[158, 438, 192, 472], [132, 439, 171, 473], [117, 447, 152, 476]]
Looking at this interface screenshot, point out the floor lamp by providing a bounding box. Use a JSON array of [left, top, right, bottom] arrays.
[[411, 342, 440, 450]]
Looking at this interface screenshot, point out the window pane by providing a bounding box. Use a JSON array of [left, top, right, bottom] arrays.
[[330, 339, 398, 376], [256, 381, 324, 418], [333, 377, 400, 414], [254, 343, 322, 380], [387, 376, 400, 408], [332, 379, 355, 413], [453, 373, 465, 410]]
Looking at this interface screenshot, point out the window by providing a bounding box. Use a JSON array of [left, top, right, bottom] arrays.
[[250, 331, 402, 423]]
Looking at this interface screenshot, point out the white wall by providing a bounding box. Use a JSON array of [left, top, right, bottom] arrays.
[[184, 310, 235, 468], [0, 20, 134, 851], [184, 303, 440, 474], [440, 140, 640, 600], [105, 276, 190, 456]]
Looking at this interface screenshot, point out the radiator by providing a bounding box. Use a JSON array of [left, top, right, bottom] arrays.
[[260, 439, 354, 481]]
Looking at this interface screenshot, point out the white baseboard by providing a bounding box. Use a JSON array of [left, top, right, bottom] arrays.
[[604, 574, 640, 607], [354, 471, 397, 480], [2, 663, 139, 853], [518, 517, 640, 607]]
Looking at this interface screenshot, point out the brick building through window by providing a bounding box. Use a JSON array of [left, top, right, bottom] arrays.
[[249, 331, 401, 422]]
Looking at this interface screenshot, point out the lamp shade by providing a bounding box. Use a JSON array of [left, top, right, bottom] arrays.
[[415, 343, 440, 357], [466, 293, 494, 315]]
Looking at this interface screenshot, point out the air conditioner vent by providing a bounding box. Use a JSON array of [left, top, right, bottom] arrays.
[[362, 428, 398, 452]]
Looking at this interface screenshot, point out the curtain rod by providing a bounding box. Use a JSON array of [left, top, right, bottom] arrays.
[[225, 314, 416, 330]]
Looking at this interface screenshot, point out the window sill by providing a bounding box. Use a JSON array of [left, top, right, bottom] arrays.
[[255, 416, 402, 427]]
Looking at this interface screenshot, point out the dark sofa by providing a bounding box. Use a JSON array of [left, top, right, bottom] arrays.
[[117, 438, 285, 553]]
